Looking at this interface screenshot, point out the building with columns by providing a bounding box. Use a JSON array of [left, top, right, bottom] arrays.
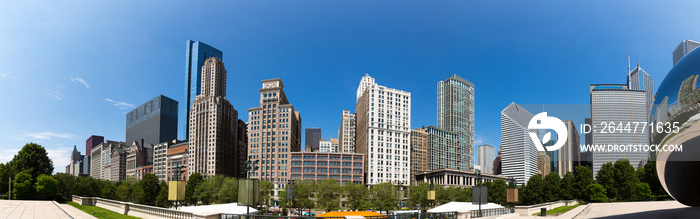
[[414, 168, 508, 187]]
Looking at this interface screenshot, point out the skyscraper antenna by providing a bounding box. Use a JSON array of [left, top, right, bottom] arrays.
[[628, 53, 631, 73]]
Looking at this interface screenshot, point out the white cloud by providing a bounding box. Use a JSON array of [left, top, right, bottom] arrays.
[[46, 147, 73, 173], [0, 147, 20, 163], [44, 90, 64, 100], [26, 132, 78, 140], [70, 77, 90, 89], [106, 98, 135, 110], [0, 73, 7, 78], [475, 134, 487, 145]]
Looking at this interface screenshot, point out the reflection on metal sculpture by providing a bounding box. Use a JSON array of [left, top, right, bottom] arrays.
[[652, 47, 700, 206]]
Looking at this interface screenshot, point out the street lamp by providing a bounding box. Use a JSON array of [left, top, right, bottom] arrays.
[[168, 164, 186, 209], [240, 160, 260, 215]]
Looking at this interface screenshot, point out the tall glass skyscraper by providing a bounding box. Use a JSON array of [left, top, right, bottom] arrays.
[[183, 40, 223, 140], [126, 95, 178, 147], [437, 74, 475, 171]]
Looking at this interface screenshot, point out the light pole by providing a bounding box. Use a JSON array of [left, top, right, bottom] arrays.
[[476, 170, 483, 217], [243, 160, 259, 215]]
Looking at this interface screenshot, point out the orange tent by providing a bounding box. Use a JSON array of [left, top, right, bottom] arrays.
[[316, 211, 385, 218]]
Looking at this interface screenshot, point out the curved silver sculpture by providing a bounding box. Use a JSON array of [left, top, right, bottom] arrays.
[[652, 47, 700, 206]]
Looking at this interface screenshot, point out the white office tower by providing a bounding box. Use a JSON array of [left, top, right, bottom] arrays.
[[356, 74, 411, 186], [478, 144, 496, 174], [627, 64, 654, 120], [356, 73, 376, 102], [673, 40, 700, 66], [338, 110, 357, 153], [590, 84, 648, 178], [501, 103, 537, 185]]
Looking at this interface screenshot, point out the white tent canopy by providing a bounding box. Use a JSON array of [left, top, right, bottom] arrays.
[[427, 202, 504, 213], [180, 203, 259, 215]]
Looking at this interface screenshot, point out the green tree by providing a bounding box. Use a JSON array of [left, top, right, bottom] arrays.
[[408, 183, 429, 211], [436, 185, 457, 205], [7, 143, 54, 180], [613, 159, 639, 201], [185, 172, 203, 205], [101, 181, 117, 200], [455, 187, 472, 202], [586, 183, 608, 202], [344, 182, 367, 210], [0, 163, 13, 195], [368, 182, 397, 213], [523, 175, 544, 205], [640, 162, 666, 199], [13, 172, 35, 200], [34, 174, 58, 200], [155, 181, 171, 208], [573, 166, 593, 200], [259, 180, 274, 208], [596, 162, 616, 199], [52, 173, 77, 201], [560, 172, 574, 200], [216, 177, 238, 203], [137, 173, 160, 205], [489, 180, 507, 205], [77, 176, 100, 197], [636, 182, 652, 201], [116, 183, 132, 202], [194, 175, 224, 205], [543, 172, 561, 202], [288, 180, 316, 215], [317, 179, 341, 212]]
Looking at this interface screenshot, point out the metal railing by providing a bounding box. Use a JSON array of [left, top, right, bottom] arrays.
[[222, 212, 457, 219], [469, 208, 511, 218]]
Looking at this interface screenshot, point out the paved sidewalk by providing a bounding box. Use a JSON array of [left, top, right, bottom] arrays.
[[0, 200, 97, 219], [573, 200, 700, 218]]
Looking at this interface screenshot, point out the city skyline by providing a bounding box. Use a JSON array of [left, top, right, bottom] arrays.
[[3, 1, 700, 172]]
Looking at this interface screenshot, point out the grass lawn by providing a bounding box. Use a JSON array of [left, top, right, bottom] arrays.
[[533, 204, 581, 216], [68, 202, 141, 219]]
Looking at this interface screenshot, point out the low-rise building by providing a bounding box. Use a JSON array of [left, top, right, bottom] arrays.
[[166, 140, 189, 181], [126, 141, 154, 179], [290, 151, 364, 185], [414, 168, 509, 187]]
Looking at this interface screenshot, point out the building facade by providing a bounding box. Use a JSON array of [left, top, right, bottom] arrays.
[[493, 149, 502, 175], [673, 39, 700, 66], [153, 140, 183, 181], [338, 110, 356, 153], [501, 103, 537, 185], [477, 144, 495, 175], [355, 74, 411, 186], [627, 65, 654, 121], [437, 75, 475, 171], [319, 138, 339, 153], [558, 120, 580, 176], [410, 127, 429, 184], [126, 95, 178, 148], [184, 40, 223, 140], [188, 57, 245, 179], [290, 152, 364, 185], [590, 84, 648, 178], [167, 141, 189, 181], [89, 140, 127, 180], [126, 141, 154, 179], [305, 128, 322, 152], [425, 126, 461, 171], [414, 168, 508, 188], [86, 135, 103, 158], [109, 147, 127, 182], [247, 78, 302, 185]]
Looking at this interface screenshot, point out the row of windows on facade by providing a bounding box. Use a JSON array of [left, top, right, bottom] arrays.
[[290, 161, 362, 166], [291, 168, 362, 174], [248, 141, 290, 148], [290, 155, 361, 160], [249, 123, 292, 130], [249, 148, 290, 153], [291, 175, 362, 180]]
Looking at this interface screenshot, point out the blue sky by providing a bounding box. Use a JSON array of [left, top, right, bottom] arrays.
[[1, 1, 699, 171]]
